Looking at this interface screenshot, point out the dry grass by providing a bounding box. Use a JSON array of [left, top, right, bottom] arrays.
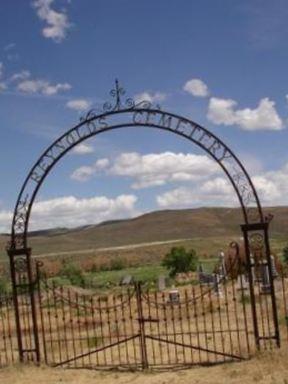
[[1, 348, 288, 384]]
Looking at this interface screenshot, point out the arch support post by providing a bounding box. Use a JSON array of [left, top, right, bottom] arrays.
[[7, 247, 40, 363], [241, 222, 280, 349]]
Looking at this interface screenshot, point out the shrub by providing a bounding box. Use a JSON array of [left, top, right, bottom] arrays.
[[283, 245, 288, 265], [109, 258, 125, 271], [59, 262, 85, 287], [0, 277, 8, 295], [162, 246, 198, 277]]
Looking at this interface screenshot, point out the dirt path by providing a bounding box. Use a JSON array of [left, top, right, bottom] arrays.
[[33, 238, 192, 258], [1, 350, 288, 384]]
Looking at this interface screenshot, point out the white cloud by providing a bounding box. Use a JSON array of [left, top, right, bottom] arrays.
[[71, 158, 110, 181], [183, 78, 209, 97], [156, 161, 288, 209], [0, 83, 7, 92], [70, 152, 221, 187], [4, 43, 16, 51], [157, 178, 236, 208], [134, 91, 167, 104], [0, 62, 4, 78], [11, 70, 31, 82], [66, 99, 92, 111], [207, 97, 283, 131], [0, 194, 139, 232], [32, 0, 71, 43], [17, 78, 71, 95], [72, 143, 94, 155]]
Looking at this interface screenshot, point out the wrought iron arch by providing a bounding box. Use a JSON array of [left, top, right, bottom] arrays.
[[7, 81, 280, 364], [10, 80, 264, 250]]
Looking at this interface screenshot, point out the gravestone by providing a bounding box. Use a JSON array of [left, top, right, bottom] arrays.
[[213, 274, 223, 297], [120, 275, 133, 286], [259, 262, 271, 294], [237, 274, 248, 291], [158, 275, 166, 291], [168, 289, 180, 304]]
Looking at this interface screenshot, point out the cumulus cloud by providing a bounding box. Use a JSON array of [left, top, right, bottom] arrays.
[[134, 91, 167, 104], [207, 97, 283, 131], [71, 158, 110, 181], [0, 194, 139, 232], [72, 143, 94, 155], [66, 99, 92, 111], [10, 70, 31, 82], [156, 161, 288, 209], [17, 78, 71, 95], [70, 152, 221, 187], [157, 178, 236, 208], [183, 78, 209, 97], [32, 0, 71, 43]]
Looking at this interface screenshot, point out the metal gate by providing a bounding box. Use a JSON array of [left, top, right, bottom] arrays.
[[35, 263, 255, 370]]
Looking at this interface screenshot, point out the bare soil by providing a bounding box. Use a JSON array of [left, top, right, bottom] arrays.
[[1, 349, 288, 384]]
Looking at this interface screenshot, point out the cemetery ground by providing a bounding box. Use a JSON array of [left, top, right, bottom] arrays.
[[1, 348, 288, 384]]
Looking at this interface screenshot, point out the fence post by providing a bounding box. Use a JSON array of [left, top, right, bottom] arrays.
[[7, 247, 40, 363], [135, 282, 149, 370]]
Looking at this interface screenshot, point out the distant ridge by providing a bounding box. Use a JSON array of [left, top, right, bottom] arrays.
[[1, 207, 287, 258]]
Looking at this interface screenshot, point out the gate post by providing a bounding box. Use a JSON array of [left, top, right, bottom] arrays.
[[135, 282, 149, 370], [7, 247, 40, 363], [241, 222, 280, 349]]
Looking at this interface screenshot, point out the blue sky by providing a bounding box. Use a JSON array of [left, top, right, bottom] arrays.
[[1, 0, 288, 231]]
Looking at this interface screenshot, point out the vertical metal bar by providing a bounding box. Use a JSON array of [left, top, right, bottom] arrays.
[[146, 290, 156, 365], [52, 282, 62, 364], [60, 286, 69, 362], [67, 289, 77, 367], [236, 249, 251, 357], [112, 294, 121, 365], [35, 264, 47, 364], [223, 276, 233, 356], [8, 252, 23, 362], [154, 291, 164, 365], [280, 266, 288, 343], [161, 291, 171, 365], [263, 226, 280, 347], [177, 293, 186, 365], [208, 285, 217, 363], [97, 297, 107, 366], [26, 250, 40, 363], [105, 296, 114, 365], [135, 282, 148, 370], [242, 227, 260, 350], [128, 289, 137, 368], [120, 292, 130, 366], [0, 296, 9, 364], [75, 292, 84, 367], [45, 280, 55, 364], [192, 286, 201, 364], [185, 289, 194, 364], [215, 283, 226, 360], [90, 297, 100, 367], [5, 295, 15, 363], [231, 276, 241, 356], [200, 283, 209, 362]]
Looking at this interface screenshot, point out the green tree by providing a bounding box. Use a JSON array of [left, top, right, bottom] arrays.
[[283, 245, 288, 265], [162, 246, 198, 277]]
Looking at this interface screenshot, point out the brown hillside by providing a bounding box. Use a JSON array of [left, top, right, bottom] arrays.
[[1, 207, 287, 260]]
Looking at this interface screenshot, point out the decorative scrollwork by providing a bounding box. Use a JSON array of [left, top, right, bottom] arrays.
[[80, 79, 162, 122], [14, 257, 28, 273], [249, 233, 264, 251]]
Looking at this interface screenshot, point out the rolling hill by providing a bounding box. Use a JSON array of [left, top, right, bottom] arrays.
[[1, 207, 288, 261]]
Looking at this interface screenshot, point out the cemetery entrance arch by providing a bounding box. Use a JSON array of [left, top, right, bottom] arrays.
[[7, 80, 280, 366]]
